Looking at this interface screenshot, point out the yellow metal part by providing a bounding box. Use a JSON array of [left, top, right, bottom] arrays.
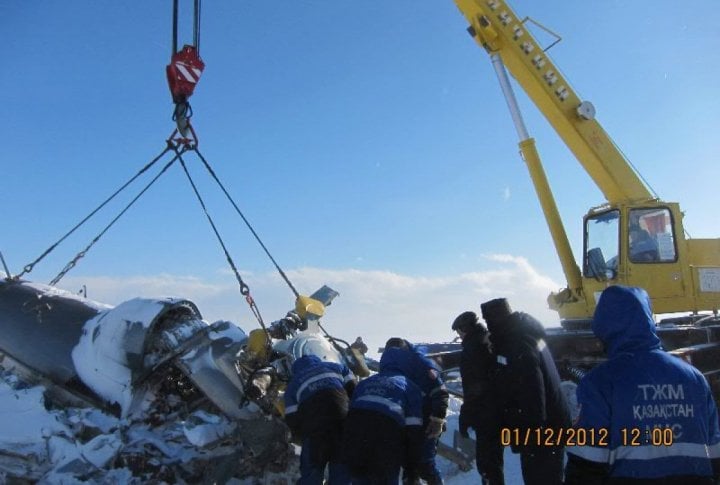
[[247, 328, 271, 362], [451, 0, 720, 319], [619, 203, 718, 315], [453, 0, 652, 205], [295, 295, 325, 320], [519, 138, 582, 299]]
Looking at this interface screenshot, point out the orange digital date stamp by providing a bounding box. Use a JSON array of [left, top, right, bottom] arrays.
[[500, 427, 610, 447], [620, 427, 674, 447]]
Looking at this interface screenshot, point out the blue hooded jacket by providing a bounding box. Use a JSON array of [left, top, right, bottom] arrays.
[[349, 347, 423, 429], [567, 285, 720, 481], [284, 354, 354, 417], [391, 340, 449, 420]]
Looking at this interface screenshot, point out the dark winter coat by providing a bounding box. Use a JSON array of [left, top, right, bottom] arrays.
[[490, 310, 571, 452], [458, 323, 506, 484], [342, 347, 424, 478], [565, 285, 720, 484], [458, 324, 496, 428]]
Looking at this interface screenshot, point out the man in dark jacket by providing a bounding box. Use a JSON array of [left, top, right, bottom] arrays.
[[343, 347, 424, 484], [284, 354, 356, 485], [565, 285, 720, 484], [480, 298, 571, 485], [451, 311, 504, 485], [385, 337, 449, 485]]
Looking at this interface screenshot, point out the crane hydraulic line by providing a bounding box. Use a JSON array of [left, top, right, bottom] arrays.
[[451, 0, 720, 321]]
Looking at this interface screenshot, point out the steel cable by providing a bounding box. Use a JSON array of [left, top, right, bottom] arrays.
[[192, 147, 300, 299], [49, 149, 181, 286], [17, 146, 172, 281], [175, 148, 269, 333]]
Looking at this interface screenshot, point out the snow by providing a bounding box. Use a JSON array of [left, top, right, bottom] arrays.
[[182, 410, 237, 447], [71, 297, 184, 416], [440, 396, 524, 485], [0, 371, 297, 483], [0, 373, 127, 480], [0, 378, 70, 448], [24, 281, 113, 312], [444, 452, 523, 485], [79, 434, 123, 468], [0, 371, 526, 483]]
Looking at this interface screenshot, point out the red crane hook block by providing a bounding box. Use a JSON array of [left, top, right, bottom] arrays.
[[166, 45, 205, 104]]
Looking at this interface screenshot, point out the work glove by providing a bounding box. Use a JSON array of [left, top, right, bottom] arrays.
[[458, 409, 470, 438], [426, 416, 445, 439]]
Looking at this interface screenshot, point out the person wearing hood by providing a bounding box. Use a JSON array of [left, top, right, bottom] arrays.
[[342, 346, 424, 484], [451, 311, 504, 485], [480, 297, 571, 485], [565, 285, 720, 484], [384, 337, 449, 485], [284, 354, 357, 485]]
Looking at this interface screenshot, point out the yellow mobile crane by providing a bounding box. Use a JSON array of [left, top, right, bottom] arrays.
[[452, 0, 720, 323]]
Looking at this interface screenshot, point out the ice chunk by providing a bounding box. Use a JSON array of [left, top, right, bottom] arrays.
[[80, 433, 121, 468], [182, 410, 237, 447]]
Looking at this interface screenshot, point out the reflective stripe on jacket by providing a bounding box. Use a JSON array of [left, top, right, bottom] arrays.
[[569, 286, 720, 480], [349, 347, 423, 428], [285, 354, 354, 416]]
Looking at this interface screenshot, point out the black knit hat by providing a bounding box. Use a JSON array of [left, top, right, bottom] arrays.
[[480, 298, 512, 328], [452, 311, 479, 332]]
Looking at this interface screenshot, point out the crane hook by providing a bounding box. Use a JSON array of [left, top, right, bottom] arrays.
[[166, 0, 204, 136]]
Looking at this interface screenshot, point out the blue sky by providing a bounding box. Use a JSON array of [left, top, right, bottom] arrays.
[[2, 1, 719, 353]]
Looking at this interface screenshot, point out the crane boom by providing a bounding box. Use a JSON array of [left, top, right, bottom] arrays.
[[451, 0, 720, 320], [453, 0, 653, 205]]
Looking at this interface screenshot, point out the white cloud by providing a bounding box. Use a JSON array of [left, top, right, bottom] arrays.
[[59, 254, 562, 358], [503, 186, 511, 201]]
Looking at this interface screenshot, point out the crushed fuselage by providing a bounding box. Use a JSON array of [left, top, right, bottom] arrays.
[[0, 279, 355, 482]]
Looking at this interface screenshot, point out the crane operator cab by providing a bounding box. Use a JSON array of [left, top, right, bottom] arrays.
[[585, 206, 676, 276], [583, 204, 690, 312]]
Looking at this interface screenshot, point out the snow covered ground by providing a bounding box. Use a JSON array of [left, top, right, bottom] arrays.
[[0, 369, 295, 483], [441, 396, 523, 485], [0, 371, 525, 483]]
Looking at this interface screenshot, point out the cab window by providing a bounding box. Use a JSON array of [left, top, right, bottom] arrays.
[[629, 208, 676, 263], [584, 210, 619, 278]]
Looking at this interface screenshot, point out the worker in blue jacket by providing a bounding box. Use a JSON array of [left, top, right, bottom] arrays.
[[565, 285, 720, 484], [342, 346, 424, 484], [284, 354, 356, 485], [385, 337, 449, 485]]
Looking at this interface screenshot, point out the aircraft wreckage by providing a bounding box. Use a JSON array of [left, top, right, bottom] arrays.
[[0, 277, 368, 483]]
